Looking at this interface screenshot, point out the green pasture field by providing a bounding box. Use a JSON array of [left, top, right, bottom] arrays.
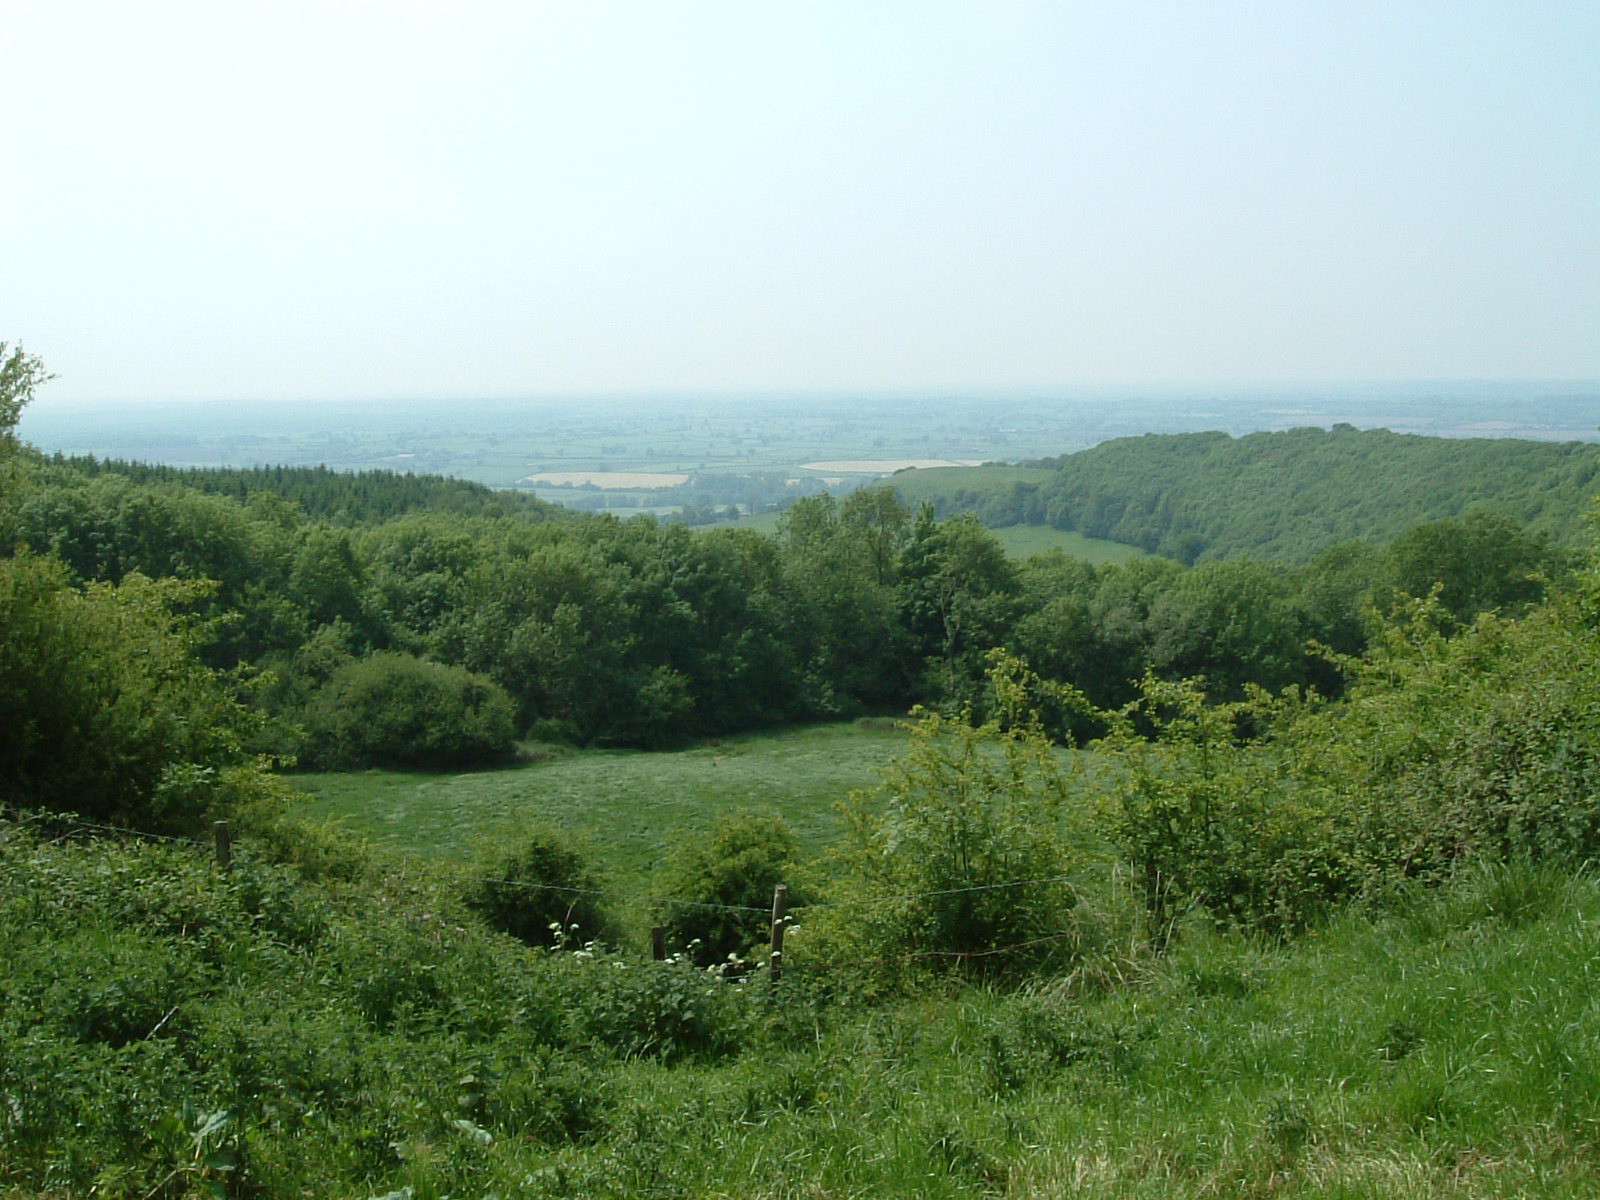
[[887, 463, 1057, 505], [289, 719, 910, 882], [990, 523, 1147, 563], [722, 509, 782, 534]]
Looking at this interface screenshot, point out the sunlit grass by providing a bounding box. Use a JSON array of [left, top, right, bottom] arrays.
[[572, 861, 1600, 1198], [272, 734, 1600, 1197], [9, 804, 1599, 1195], [288, 719, 910, 878], [990, 524, 1148, 563]]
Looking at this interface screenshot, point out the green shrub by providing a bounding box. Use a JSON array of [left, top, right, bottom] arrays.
[[298, 650, 517, 769], [656, 810, 808, 967], [469, 830, 617, 950], [1334, 599, 1600, 872], [1098, 589, 1600, 939], [1099, 675, 1355, 939], [15, 925, 198, 1047], [811, 655, 1084, 983], [552, 951, 753, 1062], [0, 554, 270, 833]]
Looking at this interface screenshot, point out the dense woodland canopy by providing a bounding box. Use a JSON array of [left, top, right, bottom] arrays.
[[49, 454, 569, 525], [0, 450, 1563, 778], [903, 425, 1599, 563], [4, 363, 1583, 935], [0, 406, 1579, 784]]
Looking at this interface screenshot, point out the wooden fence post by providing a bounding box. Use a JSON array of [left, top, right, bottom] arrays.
[[213, 820, 232, 871], [651, 925, 666, 961], [769, 883, 788, 982]]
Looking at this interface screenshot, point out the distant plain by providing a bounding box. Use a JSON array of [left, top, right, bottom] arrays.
[[21, 383, 1596, 527]]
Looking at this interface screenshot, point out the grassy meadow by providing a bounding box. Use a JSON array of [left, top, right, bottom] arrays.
[[887, 464, 1058, 506], [11, 695, 1600, 1196], [268, 702, 1600, 1197], [7, 809, 1599, 1198], [988, 523, 1147, 563], [291, 719, 910, 877]]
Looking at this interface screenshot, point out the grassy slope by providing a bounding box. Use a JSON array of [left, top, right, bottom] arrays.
[[990, 523, 1148, 563], [7, 814, 1598, 1197], [290, 719, 910, 878], [639, 865, 1600, 1199], [889, 464, 1058, 506]]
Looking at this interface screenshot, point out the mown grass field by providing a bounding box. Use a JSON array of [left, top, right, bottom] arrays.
[[290, 719, 911, 880], [721, 508, 783, 534], [989, 523, 1147, 563]]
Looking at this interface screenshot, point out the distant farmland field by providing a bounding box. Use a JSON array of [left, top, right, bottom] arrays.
[[521, 471, 691, 487], [888, 464, 1057, 507], [798, 458, 986, 472]]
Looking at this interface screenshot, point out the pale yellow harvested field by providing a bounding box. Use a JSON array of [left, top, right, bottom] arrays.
[[799, 459, 986, 473], [521, 471, 690, 488]]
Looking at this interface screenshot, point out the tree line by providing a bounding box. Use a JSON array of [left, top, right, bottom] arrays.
[[0, 342, 1580, 832]]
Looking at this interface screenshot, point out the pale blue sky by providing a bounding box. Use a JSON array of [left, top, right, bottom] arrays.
[[3, 1, 1596, 402]]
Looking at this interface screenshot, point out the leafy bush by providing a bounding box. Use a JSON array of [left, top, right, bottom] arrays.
[[468, 829, 617, 950], [656, 810, 808, 966], [1098, 587, 1600, 939], [0, 553, 271, 833], [298, 650, 517, 769], [1099, 675, 1354, 939], [553, 951, 753, 1062], [811, 655, 1083, 983], [1300, 596, 1600, 882]]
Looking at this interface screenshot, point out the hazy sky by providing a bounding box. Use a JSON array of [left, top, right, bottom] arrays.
[[3, 1, 1596, 403]]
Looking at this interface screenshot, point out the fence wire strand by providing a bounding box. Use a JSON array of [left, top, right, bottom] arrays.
[[791, 930, 1081, 974], [794, 873, 1075, 911], [470, 875, 771, 915], [4, 813, 210, 848], [2, 815, 1079, 953]]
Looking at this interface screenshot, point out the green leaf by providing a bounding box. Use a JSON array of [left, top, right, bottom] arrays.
[[451, 1117, 493, 1145], [191, 1107, 233, 1145]]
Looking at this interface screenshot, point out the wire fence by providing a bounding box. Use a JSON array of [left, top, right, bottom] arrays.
[[3, 811, 211, 847], [798, 930, 1082, 973], [6, 811, 1073, 915], [1, 811, 1081, 974]]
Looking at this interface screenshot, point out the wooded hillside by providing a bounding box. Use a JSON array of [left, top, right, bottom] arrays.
[[900, 426, 1599, 562], [2, 428, 1575, 769]]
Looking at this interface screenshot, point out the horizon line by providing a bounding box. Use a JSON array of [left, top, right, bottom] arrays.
[[23, 377, 1600, 412]]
